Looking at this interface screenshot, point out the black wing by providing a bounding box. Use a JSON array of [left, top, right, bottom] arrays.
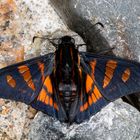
[[0, 53, 68, 121], [74, 52, 140, 123], [0, 53, 54, 104]]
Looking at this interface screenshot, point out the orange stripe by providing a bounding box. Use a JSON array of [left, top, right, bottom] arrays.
[[104, 67, 115, 79], [78, 54, 80, 66], [91, 92, 97, 103], [70, 47, 73, 61], [86, 74, 93, 93], [44, 76, 53, 94], [6, 75, 16, 88], [80, 105, 84, 112], [37, 88, 56, 108], [103, 60, 117, 88], [44, 95, 49, 104], [28, 80, 36, 91], [122, 68, 130, 82], [38, 88, 46, 102], [88, 96, 93, 105], [79, 68, 82, 79], [22, 70, 31, 82], [49, 97, 53, 106], [93, 85, 102, 99], [106, 60, 117, 68], [103, 76, 110, 88], [84, 102, 88, 110], [18, 65, 35, 91], [54, 102, 59, 110], [89, 60, 96, 79], [38, 62, 45, 82], [18, 65, 28, 73], [80, 102, 89, 112]]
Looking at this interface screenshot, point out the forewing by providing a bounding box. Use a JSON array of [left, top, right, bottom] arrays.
[[75, 52, 140, 123], [0, 52, 68, 121], [0, 53, 54, 104]]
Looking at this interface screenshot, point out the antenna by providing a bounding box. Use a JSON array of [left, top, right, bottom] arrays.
[[84, 22, 104, 35], [32, 36, 59, 47], [32, 22, 104, 48]]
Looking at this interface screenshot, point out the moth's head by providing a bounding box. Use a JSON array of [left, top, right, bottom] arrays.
[[32, 35, 83, 50], [58, 36, 75, 45]]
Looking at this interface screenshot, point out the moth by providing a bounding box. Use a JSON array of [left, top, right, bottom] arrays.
[[0, 35, 140, 123]]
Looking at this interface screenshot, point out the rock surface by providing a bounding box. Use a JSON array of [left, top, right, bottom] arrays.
[[51, 0, 140, 58], [28, 100, 140, 140]]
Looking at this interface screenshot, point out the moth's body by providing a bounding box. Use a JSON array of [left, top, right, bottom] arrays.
[[0, 35, 140, 123], [53, 36, 80, 122]]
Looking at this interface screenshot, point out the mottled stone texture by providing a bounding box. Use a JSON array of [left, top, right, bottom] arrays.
[[51, 0, 110, 53], [28, 100, 140, 140], [51, 0, 140, 58]]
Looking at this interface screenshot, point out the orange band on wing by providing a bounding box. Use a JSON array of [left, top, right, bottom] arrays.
[[84, 102, 88, 110], [45, 95, 49, 105], [88, 96, 93, 105], [103, 60, 117, 88], [6, 75, 16, 88], [49, 97, 53, 106], [86, 74, 93, 93], [94, 85, 102, 99], [122, 68, 131, 82], [18, 65, 35, 91], [89, 85, 102, 104], [78, 54, 80, 65], [106, 60, 117, 69], [44, 76, 53, 94], [91, 92, 97, 103], [37, 86, 59, 110], [18, 65, 29, 73], [80, 102, 88, 112], [54, 102, 59, 110], [89, 60, 96, 79], [88, 85, 102, 105], [38, 62, 45, 82], [80, 105, 84, 112], [37, 88, 46, 102]]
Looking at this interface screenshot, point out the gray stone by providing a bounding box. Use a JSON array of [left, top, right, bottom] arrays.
[[50, 0, 140, 58], [28, 100, 140, 140]]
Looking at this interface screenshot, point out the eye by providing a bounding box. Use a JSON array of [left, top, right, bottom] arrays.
[[58, 38, 62, 44], [52, 38, 61, 45], [71, 38, 75, 44]]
